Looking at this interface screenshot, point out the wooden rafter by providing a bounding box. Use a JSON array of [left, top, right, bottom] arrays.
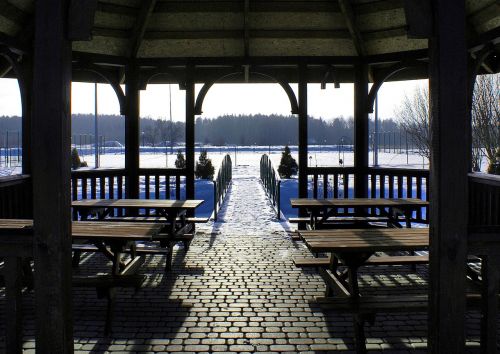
[[129, 0, 157, 58], [338, 0, 366, 57]]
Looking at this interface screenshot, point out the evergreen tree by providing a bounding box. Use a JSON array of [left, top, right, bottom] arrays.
[[71, 148, 87, 169], [195, 150, 215, 179], [175, 150, 186, 168], [278, 145, 298, 178]]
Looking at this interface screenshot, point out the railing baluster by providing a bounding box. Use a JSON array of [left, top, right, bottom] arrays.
[[82, 178, 87, 199], [165, 176, 170, 199], [99, 177, 106, 199], [388, 175, 394, 198], [145, 175, 150, 216], [370, 173, 376, 198], [397, 175, 403, 198], [313, 174, 318, 199], [333, 174, 339, 199], [407, 176, 413, 198], [323, 174, 328, 199], [155, 175, 160, 199], [90, 177, 96, 199], [176, 175, 181, 200]]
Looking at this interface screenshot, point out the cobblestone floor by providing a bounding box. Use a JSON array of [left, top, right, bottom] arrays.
[[0, 164, 488, 353]]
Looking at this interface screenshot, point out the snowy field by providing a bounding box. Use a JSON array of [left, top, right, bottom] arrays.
[[3, 145, 483, 220]]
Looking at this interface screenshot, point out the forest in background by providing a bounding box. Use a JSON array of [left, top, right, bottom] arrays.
[[0, 114, 403, 146]]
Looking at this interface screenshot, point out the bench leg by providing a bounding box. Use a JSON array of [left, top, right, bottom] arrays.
[[97, 287, 116, 335], [72, 250, 82, 268], [166, 243, 173, 271], [353, 314, 367, 354]]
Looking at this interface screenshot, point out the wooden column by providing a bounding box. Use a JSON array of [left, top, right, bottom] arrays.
[[32, 0, 73, 352], [20, 57, 32, 174], [354, 62, 369, 198], [428, 1, 468, 352], [125, 63, 140, 199], [298, 63, 308, 200], [185, 67, 195, 200]]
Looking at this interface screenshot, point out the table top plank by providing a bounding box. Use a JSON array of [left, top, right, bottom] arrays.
[[0, 219, 162, 241], [300, 228, 429, 253], [290, 198, 428, 208], [72, 198, 204, 209]]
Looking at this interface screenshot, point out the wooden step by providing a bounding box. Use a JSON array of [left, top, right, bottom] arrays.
[[294, 255, 430, 268]]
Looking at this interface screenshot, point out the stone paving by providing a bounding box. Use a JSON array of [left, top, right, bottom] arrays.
[[0, 164, 488, 353]]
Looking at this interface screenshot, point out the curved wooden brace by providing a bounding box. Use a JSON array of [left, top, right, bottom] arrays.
[[367, 60, 427, 113], [193, 70, 299, 115], [73, 62, 126, 115], [0, 47, 28, 119], [469, 46, 494, 96]]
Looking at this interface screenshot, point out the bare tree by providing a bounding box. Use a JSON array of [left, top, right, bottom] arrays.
[[395, 85, 430, 159], [472, 74, 500, 174]]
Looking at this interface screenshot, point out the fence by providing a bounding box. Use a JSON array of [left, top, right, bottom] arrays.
[[213, 154, 232, 221], [260, 154, 281, 219]]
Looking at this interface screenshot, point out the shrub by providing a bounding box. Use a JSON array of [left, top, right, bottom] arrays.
[[175, 150, 186, 169], [278, 145, 298, 178], [71, 148, 87, 169], [195, 150, 215, 179]]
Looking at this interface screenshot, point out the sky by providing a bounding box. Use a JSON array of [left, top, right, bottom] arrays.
[[0, 78, 427, 121]]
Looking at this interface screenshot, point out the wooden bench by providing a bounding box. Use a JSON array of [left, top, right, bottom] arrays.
[[315, 293, 487, 353], [288, 216, 390, 224], [294, 255, 430, 268], [103, 216, 209, 223]]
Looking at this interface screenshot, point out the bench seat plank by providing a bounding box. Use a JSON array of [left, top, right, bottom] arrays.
[[294, 255, 430, 267]]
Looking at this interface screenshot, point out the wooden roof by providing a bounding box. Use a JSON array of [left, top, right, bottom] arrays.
[[1, 0, 499, 83]]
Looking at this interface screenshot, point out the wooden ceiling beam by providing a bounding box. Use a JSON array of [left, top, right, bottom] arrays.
[[154, 1, 340, 13], [129, 0, 157, 58], [0, 0, 29, 23], [244, 0, 250, 58], [338, 0, 366, 57], [96, 2, 136, 16]]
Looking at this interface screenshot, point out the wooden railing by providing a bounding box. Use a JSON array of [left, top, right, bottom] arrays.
[[469, 173, 500, 227], [260, 154, 281, 219], [307, 166, 429, 223], [213, 154, 232, 221], [70, 168, 186, 218], [0, 175, 32, 219]]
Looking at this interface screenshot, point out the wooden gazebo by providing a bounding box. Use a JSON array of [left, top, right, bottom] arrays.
[[0, 0, 500, 353]]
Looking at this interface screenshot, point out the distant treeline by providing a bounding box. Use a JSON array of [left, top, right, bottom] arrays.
[[0, 114, 403, 146]]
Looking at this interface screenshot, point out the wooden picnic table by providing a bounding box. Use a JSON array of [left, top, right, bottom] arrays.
[[299, 228, 429, 298], [72, 199, 204, 269], [299, 227, 429, 353], [0, 218, 163, 334], [290, 197, 428, 229], [0, 219, 162, 275]]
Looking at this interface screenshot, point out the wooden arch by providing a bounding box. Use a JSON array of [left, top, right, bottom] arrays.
[[141, 70, 186, 90], [0, 46, 28, 119], [194, 71, 299, 115], [73, 62, 126, 115], [367, 59, 428, 113]]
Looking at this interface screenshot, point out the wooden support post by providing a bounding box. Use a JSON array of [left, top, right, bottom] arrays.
[[428, 1, 468, 352], [354, 62, 369, 198], [298, 63, 308, 226], [185, 67, 195, 201], [4, 257, 23, 354], [20, 57, 32, 175], [125, 63, 140, 199], [298, 63, 308, 200], [32, 0, 73, 351], [480, 255, 499, 353]]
